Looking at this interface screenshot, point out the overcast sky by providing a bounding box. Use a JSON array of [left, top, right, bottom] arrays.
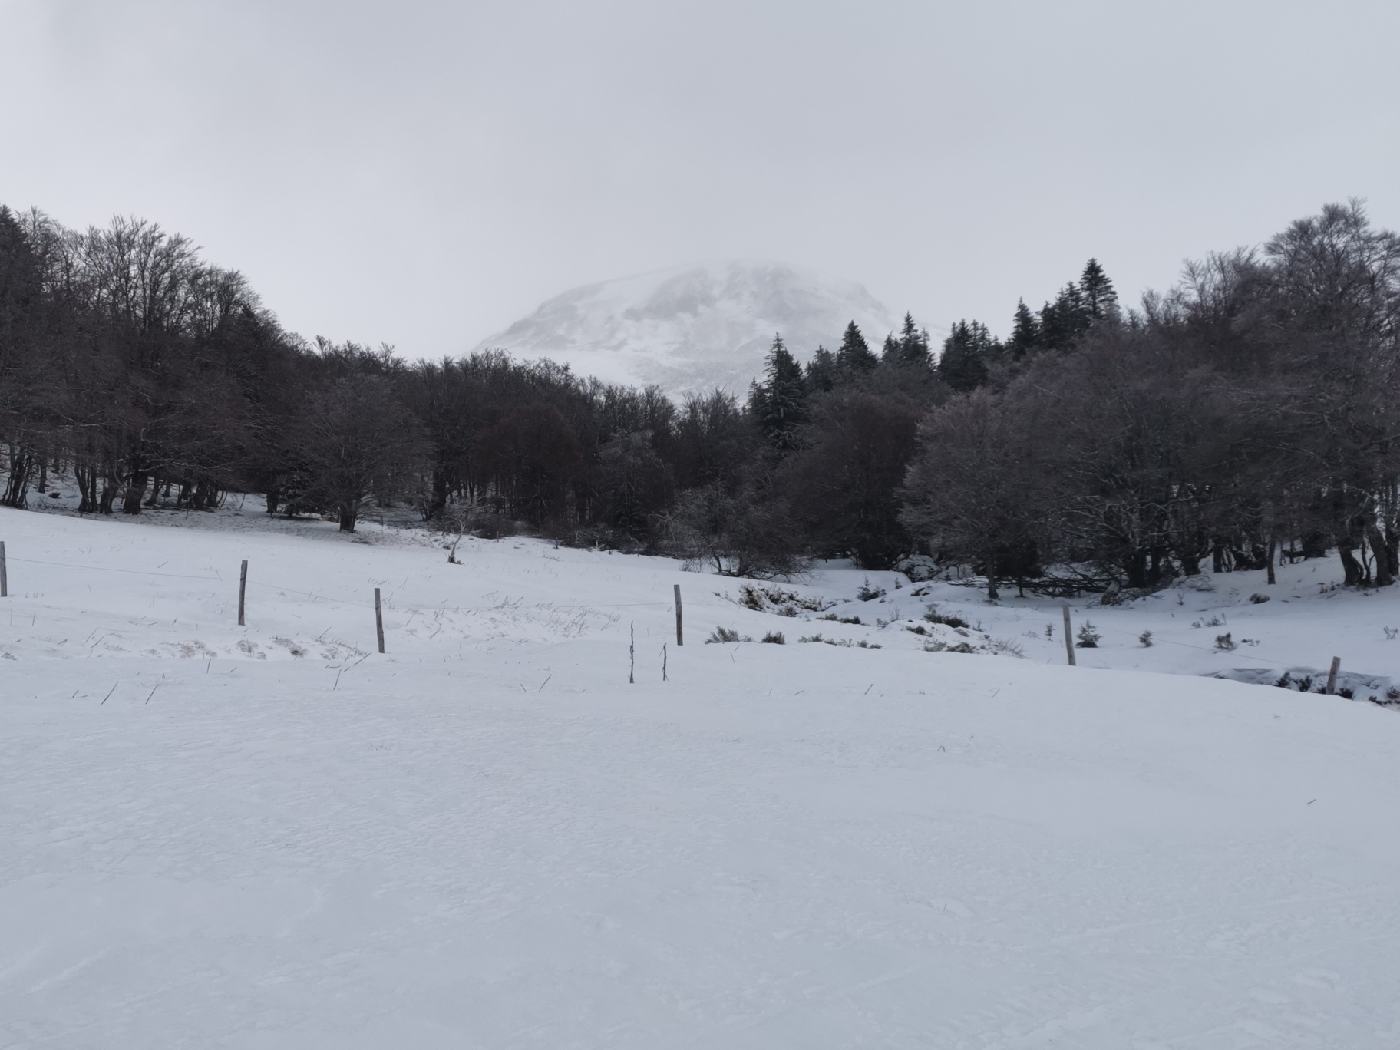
[[4, 0, 1398, 357]]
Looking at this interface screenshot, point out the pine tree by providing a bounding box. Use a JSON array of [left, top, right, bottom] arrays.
[[1079, 258, 1118, 321], [1007, 298, 1040, 359], [805, 345, 838, 392], [938, 320, 990, 392], [1039, 283, 1091, 351], [886, 311, 932, 369], [748, 334, 807, 450], [836, 320, 878, 373]]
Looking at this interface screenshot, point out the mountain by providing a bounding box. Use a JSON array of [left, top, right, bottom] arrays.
[[472, 261, 899, 395]]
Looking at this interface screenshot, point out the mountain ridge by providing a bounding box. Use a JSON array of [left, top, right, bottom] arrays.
[[472, 260, 901, 395]]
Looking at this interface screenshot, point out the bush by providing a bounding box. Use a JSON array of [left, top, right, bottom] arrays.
[[856, 578, 886, 602], [1075, 622, 1101, 648], [925, 640, 977, 654], [1138, 630, 1153, 648], [761, 631, 786, 644], [1214, 632, 1235, 652], [1249, 593, 1270, 604], [706, 626, 745, 644], [924, 608, 970, 629]]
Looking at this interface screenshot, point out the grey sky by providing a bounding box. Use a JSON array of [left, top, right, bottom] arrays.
[[5, 0, 1398, 360]]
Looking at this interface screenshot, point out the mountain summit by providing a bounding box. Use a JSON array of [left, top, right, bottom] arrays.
[[473, 261, 897, 395]]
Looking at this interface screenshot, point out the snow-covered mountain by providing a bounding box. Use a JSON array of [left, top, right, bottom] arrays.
[[473, 261, 899, 395]]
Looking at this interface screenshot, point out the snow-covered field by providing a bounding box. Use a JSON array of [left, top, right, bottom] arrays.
[[3, 498, 1400, 1048]]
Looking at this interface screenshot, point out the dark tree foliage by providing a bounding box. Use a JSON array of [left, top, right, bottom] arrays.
[[804, 345, 838, 393], [4, 199, 1395, 594], [748, 334, 808, 450], [905, 203, 1400, 591], [1006, 298, 1040, 360], [835, 320, 879, 373], [937, 320, 994, 392], [780, 370, 928, 568], [883, 312, 933, 370]]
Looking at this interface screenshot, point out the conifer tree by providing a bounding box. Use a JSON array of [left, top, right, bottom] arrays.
[[805, 345, 838, 393], [885, 311, 932, 369], [1079, 258, 1118, 320], [836, 320, 879, 373], [748, 334, 808, 450], [938, 320, 991, 392], [1007, 298, 1040, 359]]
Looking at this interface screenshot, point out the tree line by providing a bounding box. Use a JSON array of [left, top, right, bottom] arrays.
[[2, 201, 1396, 594]]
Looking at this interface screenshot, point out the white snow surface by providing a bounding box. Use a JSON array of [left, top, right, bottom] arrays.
[[471, 261, 898, 396], [3, 499, 1400, 1048]]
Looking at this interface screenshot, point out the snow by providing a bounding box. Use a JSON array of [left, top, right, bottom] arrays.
[[471, 260, 899, 395], [3, 499, 1400, 1048]]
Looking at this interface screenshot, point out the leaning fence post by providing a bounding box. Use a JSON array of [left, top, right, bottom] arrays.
[[374, 587, 386, 654], [238, 559, 248, 626], [0, 540, 7, 598], [674, 584, 683, 646], [1326, 655, 1341, 695], [1062, 604, 1075, 666]]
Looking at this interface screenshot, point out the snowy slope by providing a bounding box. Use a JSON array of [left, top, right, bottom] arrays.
[[3, 502, 1400, 1048], [472, 261, 899, 395]]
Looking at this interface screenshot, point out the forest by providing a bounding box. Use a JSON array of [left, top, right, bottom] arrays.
[[1, 201, 1397, 596]]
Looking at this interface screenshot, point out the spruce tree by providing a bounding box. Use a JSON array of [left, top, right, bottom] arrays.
[[836, 320, 878, 373], [938, 320, 990, 392], [1079, 258, 1118, 320], [805, 345, 838, 392], [888, 311, 932, 369], [1007, 298, 1040, 359], [749, 334, 807, 450]]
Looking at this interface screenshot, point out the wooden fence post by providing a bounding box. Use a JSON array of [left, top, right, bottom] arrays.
[[238, 559, 248, 627], [674, 584, 683, 646], [1062, 604, 1075, 666], [0, 541, 7, 598], [374, 587, 386, 654], [1326, 656, 1341, 695]]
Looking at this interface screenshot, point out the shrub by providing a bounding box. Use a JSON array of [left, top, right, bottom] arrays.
[[924, 608, 970, 629], [761, 631, 786, 645], [1075, 622, 1101, 648], [985, 638, 1024, 658], [856, 578, 886, 602], [925, 640, 976, 654], [1139, 630, 1153, 648], [1249, 593, 1270, 604], [1214, 632, 1235, 652], [706, 626, 744, 644]]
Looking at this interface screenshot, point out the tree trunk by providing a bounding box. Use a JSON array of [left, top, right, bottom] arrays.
[[338, 502, 358, 533], [99, 474, 118, 514], [1338, 540, 1365, 586], [1266, 536, 1277, 586], [1367, 525, 1393, 587], [987, 574, 999, 601], [428, 470, 448, 520], [1125, 548, 1149, 590], [123, 471, 147, 514], [266, 489, 280, 515]]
